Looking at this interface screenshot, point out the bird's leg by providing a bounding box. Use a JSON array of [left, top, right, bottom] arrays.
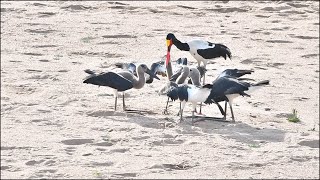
[[163, 97, 170, 115], [191, 103, 197, 125], [229, 102, 235, 123], [122, 92, 126, 111], [176, 102, 181, 116], [179, 102, 183, 122], [215, 102, 225, 118], [192, 110, 195, 125], [114, 96, 117, 111], [224, 101, 228, 120], [198, 103, 203, 115]]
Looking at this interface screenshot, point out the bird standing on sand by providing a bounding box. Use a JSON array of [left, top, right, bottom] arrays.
[[205, 76, 270, 122], [166, 83, 214, 124], [211, 68, 255, 116], [165, 33, 232, 84], [162, 66, 191, 114], [83, 64, 160, 111]]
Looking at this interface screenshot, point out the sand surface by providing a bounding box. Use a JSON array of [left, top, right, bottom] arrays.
[[1, 1, 319, 179]]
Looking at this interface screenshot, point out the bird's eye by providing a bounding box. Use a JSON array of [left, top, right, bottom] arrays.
[[190, 69, 193, 72]]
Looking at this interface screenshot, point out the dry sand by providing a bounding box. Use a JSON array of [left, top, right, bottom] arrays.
[[1, 1, 319, 179]]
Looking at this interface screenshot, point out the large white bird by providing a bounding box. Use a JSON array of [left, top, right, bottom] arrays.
[[165, 33, 232, 84]]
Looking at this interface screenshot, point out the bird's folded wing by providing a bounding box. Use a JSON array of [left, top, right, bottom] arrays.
[[83, 72, 133, 91]]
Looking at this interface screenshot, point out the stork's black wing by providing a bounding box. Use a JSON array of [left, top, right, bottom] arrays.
[[166, 86, 179, 101], [197, 43, 231, 60], [204, 77, 249, 104], [167, 84, 189, 102], [83, 72, 133, 92], [218, 69, 254, 79]]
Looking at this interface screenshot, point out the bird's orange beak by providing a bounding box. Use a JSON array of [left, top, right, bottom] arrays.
[[166, 40, 172, 66]]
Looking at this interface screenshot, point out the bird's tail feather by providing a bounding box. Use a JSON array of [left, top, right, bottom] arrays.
[[253, 80, 270, 86], [218, 44, 232, 60], [246, 80, 269, 94]]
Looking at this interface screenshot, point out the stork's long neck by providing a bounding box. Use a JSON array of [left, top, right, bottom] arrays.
[[133, 68, 146, 89], [172, 37, 190, 51], [190, 74, 201, 86], [176, 68, 189, 84]]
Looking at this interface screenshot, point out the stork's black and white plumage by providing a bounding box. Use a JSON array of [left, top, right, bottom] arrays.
[[211, 68, 255, 117], [83, 64, 160, 111], [166, 33, 232, 84], [161, 66, 191, 114], [217, 68, 254, 81], [166, 83, 213, 124], [204, 77, 270, 122]]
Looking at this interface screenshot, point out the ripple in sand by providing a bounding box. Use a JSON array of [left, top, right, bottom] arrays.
[[23, 52, 44, 56], [1, 146, 32, 150], [61, 139, 94, 145], [149, 161, 198, 171], [290, 156, 315, 162], [266, 62, 285, 68], [70, 51, 123, 58], [240, 58, 262, 65], [1, 165, 11, 170], [205, 7, 248, 13], [88, 161, 114, 167], [107, 2, 129, 5], [93, 141, 114, 147], [38, 12, 56, 17], [61, 5, 96, 11], [25, 160, 45, 166], [102, 34, 137, 38], [298, 140, 319, 148], [287, 2, 309, 8], [255, 14, 270, 18], [177, 5, 197, 10], [33, 3, 47, 7], [33, 45, 58, 48], [112, 173, 137, 178], [301, 54, 319, 58], [25, 29, 56, 34], [290, 35, 318, 40], [266, 40, 293, 43]]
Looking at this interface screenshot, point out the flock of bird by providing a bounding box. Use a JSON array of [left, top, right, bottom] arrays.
[[83, 33, 270, 124]]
